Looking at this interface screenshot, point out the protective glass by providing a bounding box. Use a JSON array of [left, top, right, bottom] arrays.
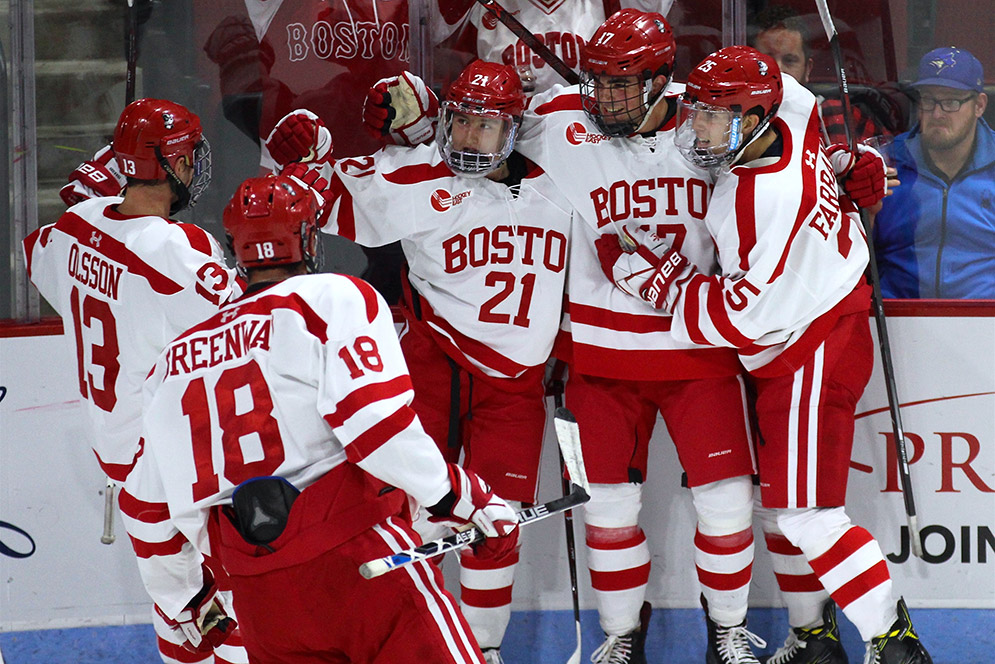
[[674, 99, 745, 168], [437, 103, 517, 177], [918, 94, 976, 112], [579, 71, 649, 137]]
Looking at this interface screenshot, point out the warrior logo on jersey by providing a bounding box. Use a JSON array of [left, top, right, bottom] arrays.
[[431, 189, 472, 212], [566, 122, 611, 146]]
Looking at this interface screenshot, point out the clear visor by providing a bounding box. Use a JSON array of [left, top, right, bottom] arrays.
[[579, 71, 650, 137], [674, 100, 744, 168], [437, 102, 517, 177], [188, 138, 212, 208]]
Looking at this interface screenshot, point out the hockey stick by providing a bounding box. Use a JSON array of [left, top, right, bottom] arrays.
[[125, 0, 138, 105], [102, 0, 138, 548], [473, 0, 580, 86], [814, 0, 923, 559], [552, 399, 587, 664], [360, 486, 590, 579]]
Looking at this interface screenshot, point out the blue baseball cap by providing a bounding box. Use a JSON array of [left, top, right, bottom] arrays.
[[913, 47, 985, 92]]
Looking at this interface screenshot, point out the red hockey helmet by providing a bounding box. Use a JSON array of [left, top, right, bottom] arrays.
[[223, 175, 321, 273], [438, 61, 525, 177], [112, 98, 211, 211], [676, 46, 784, 168], [580, 9, 676, 136]]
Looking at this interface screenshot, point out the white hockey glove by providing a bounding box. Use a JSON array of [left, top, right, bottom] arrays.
[[59, 145, 127, 206], [427, 463, 519, 561], [826, 142, 888, 209], [265, 109, 333, 167], [154, 570, 237, 654], [595, 232, 692, 310], [362, 71, 439, 147]]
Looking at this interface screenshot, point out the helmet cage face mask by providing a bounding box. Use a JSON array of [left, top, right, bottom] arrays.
[[437, 102, 518, 178], [163, 137, 212, 214], [579, 71, 659, 137]]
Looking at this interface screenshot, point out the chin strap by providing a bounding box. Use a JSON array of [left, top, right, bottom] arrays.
[[634, 75, 673, 134]]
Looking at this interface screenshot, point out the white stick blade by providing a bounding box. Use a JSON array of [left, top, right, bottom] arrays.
[[813, 0, 838, 40], [553, 407, 590, 494]]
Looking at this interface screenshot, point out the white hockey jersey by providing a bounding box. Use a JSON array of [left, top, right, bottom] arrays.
[[123, 275, 451, 618], [320, 144, 573, 380], [514, 84, 742, 381], [433, 0, 672, 94], [23, 198, 241, 480], [667, 75, 870, 375]]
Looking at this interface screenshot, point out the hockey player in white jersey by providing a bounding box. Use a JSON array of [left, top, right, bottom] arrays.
[[23, 98, 248, 664], [604, 46, 933, 664], [124, 174, 519, 664], [358, 10, 765, 663], [430, 0, 674, 95], [266, 60, 572, 664]]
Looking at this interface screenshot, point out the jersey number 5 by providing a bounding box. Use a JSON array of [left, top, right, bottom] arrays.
[[182, 360, 286, 502]]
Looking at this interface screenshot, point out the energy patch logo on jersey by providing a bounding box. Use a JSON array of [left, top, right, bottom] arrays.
[[566, 122, 611, 146], [431, 188, 472, 212]]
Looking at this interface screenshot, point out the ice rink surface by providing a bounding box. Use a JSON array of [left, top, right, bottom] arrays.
[[0, 607, 990, 664]]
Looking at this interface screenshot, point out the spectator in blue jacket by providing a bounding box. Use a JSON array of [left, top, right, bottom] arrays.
[[873, 46, 995, 298]]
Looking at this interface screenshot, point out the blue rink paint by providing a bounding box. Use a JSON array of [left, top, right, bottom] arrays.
[[0, 608, 990, 663]]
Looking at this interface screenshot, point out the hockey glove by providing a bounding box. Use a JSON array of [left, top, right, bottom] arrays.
[[427, 464, 519, 561], [826, 143, 887, 209], [155, 569, 237, 653], [638, 248, 692, 311], [265, 109, 333, 167], [59, 145, 126, 206], [362, 71, 439, 146], [595, 232, 689, 307]]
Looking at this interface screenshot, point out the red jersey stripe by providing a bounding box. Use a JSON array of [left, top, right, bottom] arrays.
[[343, 275, 381, 323], [535, 93, 585, 115], [344, 405, 417, 462], [383, 161, 454, 185], [569, 301, 673, 333], [130, 531, 186, 559], [118, 488, 170, 523], [54, 212, 184, 295], [172, 222, 213, 256], [324, 375, 414, 428]]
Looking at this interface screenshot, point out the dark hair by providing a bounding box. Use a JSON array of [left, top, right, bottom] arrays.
[[750, 5, 811, 59]]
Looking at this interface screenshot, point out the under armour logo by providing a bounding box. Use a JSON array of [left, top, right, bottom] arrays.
[[220, 307, 240, 322], [804, 149, 816, 170], [89, 231, 102, 247]]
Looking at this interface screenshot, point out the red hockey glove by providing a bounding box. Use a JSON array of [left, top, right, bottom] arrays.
[[155, 569, 237, 654], [638, 248, 692, 311], [427, 464, 519, 562], [281, 162, 332, 220], [595, 232, 688, 309], [826, 143, 887, 209], [265, 109, 333, 167], [362, 71, 439, 146], [59, 145, 126, 206]]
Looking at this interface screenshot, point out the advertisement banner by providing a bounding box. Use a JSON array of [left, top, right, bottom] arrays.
[[2, 312, 993, 629]]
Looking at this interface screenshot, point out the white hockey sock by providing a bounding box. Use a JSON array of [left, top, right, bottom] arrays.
[[587, 527, 651, 636], [695, 526, 754, 626], [778, 508, 898, 641], [763, 530, 830, 629], [458, 547, 519, 649]]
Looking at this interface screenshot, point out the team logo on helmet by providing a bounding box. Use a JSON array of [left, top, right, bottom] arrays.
[[758, 60, 769, 76], [431, 188, 472, 212], [565, 122, 611, 145], [162, 112, 174, 129]]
